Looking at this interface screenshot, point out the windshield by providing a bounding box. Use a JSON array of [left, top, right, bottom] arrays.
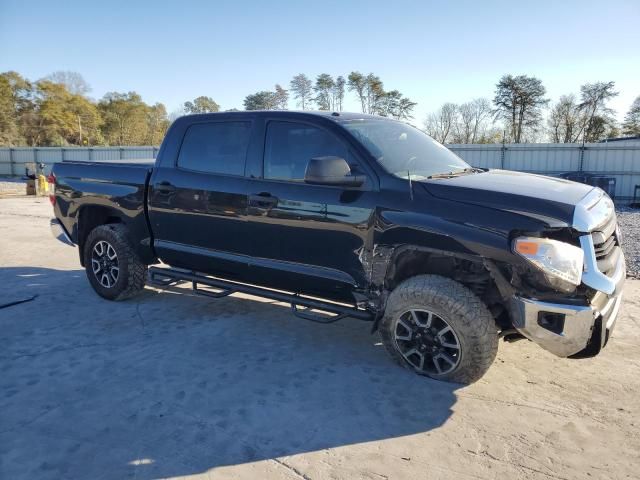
[[342, 119, 469, 179]]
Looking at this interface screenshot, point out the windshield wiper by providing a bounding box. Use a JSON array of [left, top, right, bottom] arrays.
[[427, 167, 484, 179]]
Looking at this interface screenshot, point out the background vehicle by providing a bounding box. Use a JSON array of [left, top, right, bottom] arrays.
[[49, 111, 625, 383]]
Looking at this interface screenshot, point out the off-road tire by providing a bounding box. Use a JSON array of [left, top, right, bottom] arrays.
[[84, 224, 147, 301], [379, 274, 498, 384]]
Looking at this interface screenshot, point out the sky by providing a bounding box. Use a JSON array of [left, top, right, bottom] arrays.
[[1, 0, 639, 125]]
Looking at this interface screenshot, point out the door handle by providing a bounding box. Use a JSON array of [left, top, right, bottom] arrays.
[[156, 181, 176, 193], [249, 192, 278, 208]]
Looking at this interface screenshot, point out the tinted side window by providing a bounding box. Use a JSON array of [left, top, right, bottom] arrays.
[[177, 122, 251, 175], [264, 121, 350, 181]]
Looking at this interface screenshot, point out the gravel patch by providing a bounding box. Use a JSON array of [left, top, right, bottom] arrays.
[[617, 206, 640, 278], [0, 179, 27, 196]]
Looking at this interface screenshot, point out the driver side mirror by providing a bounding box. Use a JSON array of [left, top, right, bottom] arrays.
[[304, 156, 365, 187]]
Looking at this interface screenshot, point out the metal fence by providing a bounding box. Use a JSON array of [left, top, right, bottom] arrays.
[[447, 143, 640, 203], [1, 143, 639, 202], [0, 147, 159, 177]]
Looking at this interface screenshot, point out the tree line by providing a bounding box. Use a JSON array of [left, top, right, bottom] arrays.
[[242, 72, 417, 121], [424, 75, 640, 144], [0, 70, 638, 147], [0, 70, 417, 147], [0, 71, 171, 147]]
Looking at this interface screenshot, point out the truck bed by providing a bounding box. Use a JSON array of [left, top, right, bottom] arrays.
[[61, 158, 155, 166], [51, 160, 155, 264]]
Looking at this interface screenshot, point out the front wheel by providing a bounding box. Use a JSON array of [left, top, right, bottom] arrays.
[[83, 224, 147, 301], [379, 275, 498, 384]]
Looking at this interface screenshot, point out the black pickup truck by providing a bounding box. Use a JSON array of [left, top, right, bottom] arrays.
[[50, 111, 625, 383]]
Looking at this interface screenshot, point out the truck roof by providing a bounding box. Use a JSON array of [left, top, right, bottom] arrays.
[[178, 110, 387, 123]]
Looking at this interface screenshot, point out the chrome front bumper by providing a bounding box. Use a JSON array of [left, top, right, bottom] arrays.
[[50, 218, 74, 246], [511, 251, 625, 358]]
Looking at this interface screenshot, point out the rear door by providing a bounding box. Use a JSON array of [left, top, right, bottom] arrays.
[[148, 117, 255, 280], [246, 118, 378, 301]]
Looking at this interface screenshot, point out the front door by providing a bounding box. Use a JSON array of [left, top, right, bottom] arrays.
[[148, 119, 254, 280], [246, 119, 377, 301]]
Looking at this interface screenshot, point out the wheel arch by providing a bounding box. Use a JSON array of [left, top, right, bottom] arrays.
[[372, 245, 513, 331], [77, 205, 126, 266]]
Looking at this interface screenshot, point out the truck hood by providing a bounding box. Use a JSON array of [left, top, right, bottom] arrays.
[[421, 169, 594, 227]]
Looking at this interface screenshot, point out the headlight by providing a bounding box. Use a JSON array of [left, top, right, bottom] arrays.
[[513, 237, 584, 292]]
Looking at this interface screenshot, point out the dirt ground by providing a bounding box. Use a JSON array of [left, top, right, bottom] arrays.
[[1, 197, 639, 480]]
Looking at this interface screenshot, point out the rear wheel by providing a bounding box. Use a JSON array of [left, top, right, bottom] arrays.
[[379, 275, 498, 384], [83, 224, 147, 300]]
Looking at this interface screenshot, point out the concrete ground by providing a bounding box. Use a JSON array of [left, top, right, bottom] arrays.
[[1, 197, 639, 480]]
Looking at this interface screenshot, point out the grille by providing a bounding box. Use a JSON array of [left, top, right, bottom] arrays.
[[594, 234, 616, 260], [592, 218, 620, 276]]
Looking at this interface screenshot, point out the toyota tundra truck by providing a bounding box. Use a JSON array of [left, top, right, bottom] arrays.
[[49, 111, 625, 383]]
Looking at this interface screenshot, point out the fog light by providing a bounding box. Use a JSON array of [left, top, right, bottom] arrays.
[[537, 312, 565, 334]]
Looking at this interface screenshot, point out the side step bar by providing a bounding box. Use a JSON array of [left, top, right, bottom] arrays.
[[148, 266, 373, 323]]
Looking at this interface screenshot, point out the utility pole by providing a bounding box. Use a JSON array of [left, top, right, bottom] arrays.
[[579, 130, 586, 172], [77, 114, 83, 145], [501, 129, 507, 169]]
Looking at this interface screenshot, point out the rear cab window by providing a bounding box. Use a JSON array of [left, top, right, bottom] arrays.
[[177, 121, 251, 176]]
